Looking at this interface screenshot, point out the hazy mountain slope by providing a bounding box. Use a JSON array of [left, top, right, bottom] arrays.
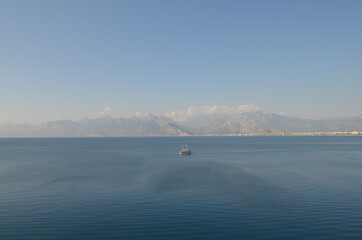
[[0, 115, 193, 137], [0, 124, 34, 137], [1, 112, 362, 137], [177, 111, 362, 134]]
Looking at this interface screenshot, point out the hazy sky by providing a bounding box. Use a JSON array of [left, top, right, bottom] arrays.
[[1, 0, 362, 123]]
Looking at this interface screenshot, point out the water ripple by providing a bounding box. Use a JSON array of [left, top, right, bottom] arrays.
[[1, 137, 362, 239]]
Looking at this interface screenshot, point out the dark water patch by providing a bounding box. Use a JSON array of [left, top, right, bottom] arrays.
[[149, 161, 287, 207]]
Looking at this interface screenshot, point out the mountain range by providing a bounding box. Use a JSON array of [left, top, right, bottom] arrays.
[[1, 111, 362, 137], [180, 111, 362, 135], [0, 115, 192, 137]]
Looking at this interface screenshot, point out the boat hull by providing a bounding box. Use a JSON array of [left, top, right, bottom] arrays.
[[179, 150, 191, 155]]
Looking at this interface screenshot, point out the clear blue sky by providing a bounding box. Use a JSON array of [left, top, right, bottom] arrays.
[[1, 0, 362, 123]]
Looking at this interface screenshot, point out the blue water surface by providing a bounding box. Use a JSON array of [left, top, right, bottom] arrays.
[[0, 136, 362, 239]]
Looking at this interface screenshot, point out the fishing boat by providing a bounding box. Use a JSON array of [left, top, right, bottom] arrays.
[[179, 144, 191, 155]]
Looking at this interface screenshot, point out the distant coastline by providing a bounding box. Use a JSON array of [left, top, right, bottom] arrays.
[[203, 132, 362, 136], [1, 112, 362, 137], [1, 132, 362, 138]]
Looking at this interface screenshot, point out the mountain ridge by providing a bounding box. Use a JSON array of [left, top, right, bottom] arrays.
[[1, 112, 362, 137], [0, 114, 193, 137]]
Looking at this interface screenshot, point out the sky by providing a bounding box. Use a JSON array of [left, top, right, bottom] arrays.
[[1, 0, 362, 123]]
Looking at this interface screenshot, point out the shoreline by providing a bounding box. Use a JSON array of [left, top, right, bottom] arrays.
[[1, 132, 362, 138]]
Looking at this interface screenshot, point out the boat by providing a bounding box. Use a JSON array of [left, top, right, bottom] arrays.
[[179, 144, 191, 155]]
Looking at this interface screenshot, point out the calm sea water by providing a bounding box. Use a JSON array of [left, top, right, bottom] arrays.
[[1, 136, 362, 239]]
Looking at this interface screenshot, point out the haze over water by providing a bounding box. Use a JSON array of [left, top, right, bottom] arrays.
[[1, 136, 362, 239]]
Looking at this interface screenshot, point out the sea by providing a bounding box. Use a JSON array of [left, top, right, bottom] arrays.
[[0, 136, 362, 239]]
